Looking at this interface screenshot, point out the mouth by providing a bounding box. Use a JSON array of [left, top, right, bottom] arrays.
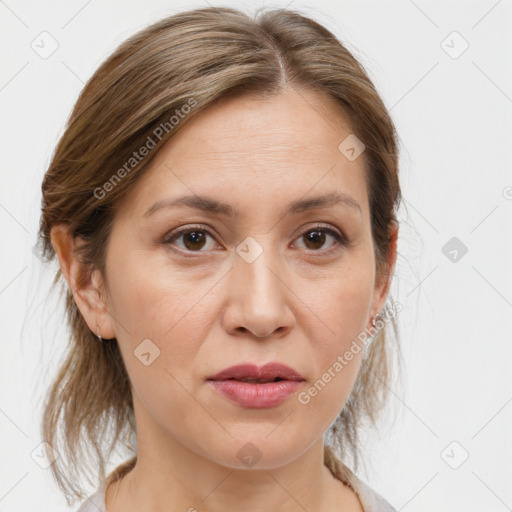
[[206, 363, 305, 408], [223, 377, 287, 383]]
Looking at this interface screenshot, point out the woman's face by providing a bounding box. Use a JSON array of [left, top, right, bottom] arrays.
[[98, 87, 395, 469]]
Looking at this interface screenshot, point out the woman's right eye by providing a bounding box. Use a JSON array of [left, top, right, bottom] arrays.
[[163, 225, 218, 253]]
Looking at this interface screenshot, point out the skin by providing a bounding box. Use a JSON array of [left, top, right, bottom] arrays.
[[51, 86, 398, 512]]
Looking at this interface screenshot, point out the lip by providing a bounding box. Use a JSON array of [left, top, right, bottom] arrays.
[[208, 362, 305, 382], [207, 363, 305, 408]]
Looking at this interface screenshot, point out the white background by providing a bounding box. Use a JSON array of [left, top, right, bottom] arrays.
[[1, 0, 511, 510]]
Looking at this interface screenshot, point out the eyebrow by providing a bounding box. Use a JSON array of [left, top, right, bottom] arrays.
[[142, 191, 362, 218]]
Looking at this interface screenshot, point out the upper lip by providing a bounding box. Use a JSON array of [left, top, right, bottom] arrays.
[[207, 363, 305, 382]]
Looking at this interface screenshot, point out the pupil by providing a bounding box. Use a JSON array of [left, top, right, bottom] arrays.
[[184, 231, 205, 250]]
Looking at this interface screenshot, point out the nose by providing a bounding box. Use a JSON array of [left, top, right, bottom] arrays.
[[221, 244, 295, 339]]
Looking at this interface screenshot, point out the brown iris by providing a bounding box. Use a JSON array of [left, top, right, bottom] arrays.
[[182, 231, 207, 251], [303, 230, 327, 250]]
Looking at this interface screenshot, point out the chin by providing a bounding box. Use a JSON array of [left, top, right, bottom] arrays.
[[205, 435, 309, 471]]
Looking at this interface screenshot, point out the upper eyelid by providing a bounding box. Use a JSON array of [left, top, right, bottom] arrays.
[[167, 222, 343, 237]]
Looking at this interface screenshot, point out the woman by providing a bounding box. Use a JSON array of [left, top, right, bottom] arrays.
[[38, 6, 402, 511]]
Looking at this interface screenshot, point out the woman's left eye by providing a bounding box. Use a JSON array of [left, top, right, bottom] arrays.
[[163, 224, 347, 254], [294, 225, 347, 252]]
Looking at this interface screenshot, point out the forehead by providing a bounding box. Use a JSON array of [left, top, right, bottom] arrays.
[[116, 87, 369, 220], [167, 87, 356, 161]]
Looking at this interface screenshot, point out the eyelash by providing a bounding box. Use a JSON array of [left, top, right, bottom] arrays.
[[162, 223, 349, 256]]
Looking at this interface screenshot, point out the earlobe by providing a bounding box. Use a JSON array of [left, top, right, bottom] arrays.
[[50, 224, 116, 339]]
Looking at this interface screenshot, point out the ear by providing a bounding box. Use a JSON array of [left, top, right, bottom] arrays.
[[370, 219, 399, 318], [50, 223, 116, 340]]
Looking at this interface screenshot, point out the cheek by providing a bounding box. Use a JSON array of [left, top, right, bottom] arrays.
[[105, 251, 214, 381], [300, 265, 373, 412], [108, 262, 207, 424], [312, 262, 374, 350], [106, 250, 192, 338]]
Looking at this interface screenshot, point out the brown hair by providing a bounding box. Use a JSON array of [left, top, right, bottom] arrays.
[[38, 5, 402, 505]]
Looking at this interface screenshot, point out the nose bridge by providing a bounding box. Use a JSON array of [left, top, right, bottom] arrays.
[[236, 235, 283, 305], [224, 235, 292, 337]]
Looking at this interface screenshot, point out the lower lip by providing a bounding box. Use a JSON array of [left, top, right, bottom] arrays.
[[207, 379, 303, 408]]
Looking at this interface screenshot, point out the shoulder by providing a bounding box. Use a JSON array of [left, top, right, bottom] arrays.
[[324, 445, 397, 512], [75, 456, 135, 512], [74, 481, 107, 512]]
